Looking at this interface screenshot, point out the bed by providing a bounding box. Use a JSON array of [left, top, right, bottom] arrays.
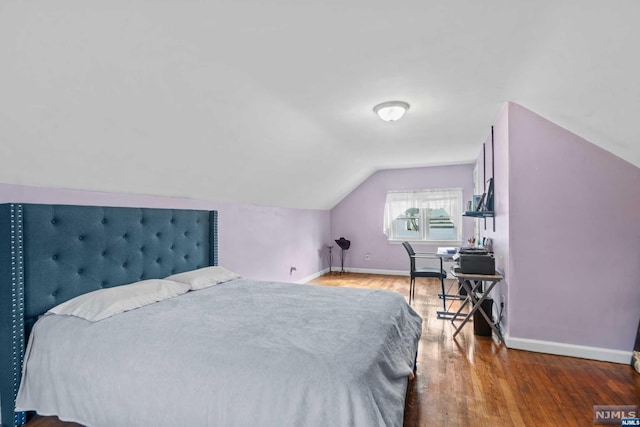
[[0, 203, 422, 427]]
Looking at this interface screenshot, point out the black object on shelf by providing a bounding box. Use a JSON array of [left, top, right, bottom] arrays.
[[335, 237, 350, 273], [463, 211, 495, 218], [484, 177, 494, 212], [465, 127, 496, 231]]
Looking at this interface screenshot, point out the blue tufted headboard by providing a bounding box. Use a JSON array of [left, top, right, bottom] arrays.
[[0, 203, 218, 427]]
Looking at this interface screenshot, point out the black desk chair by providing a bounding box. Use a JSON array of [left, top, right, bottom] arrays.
[[402, 242, 447, 304]]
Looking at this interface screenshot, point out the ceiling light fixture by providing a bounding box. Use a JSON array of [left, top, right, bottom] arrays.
[[373, 101, 410, 122]]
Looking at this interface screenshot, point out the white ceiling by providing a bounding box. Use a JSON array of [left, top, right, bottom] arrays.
[[1, 1, 639, 209]]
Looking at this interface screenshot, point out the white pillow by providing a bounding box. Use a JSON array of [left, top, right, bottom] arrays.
[[47, 279, 190, 321], [166, 266, 240, 291]]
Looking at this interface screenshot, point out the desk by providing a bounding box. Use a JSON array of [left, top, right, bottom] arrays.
[[450, 270, 504, 343]]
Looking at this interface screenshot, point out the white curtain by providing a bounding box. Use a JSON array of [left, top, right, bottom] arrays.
[[383, 188, 463, 239], [383, 192, 419, 237]]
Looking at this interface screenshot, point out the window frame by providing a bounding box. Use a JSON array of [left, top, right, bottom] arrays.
[[384, 188, 463, 245]]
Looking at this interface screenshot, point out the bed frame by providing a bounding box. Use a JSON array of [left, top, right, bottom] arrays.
[[0, 203, 218, 427]]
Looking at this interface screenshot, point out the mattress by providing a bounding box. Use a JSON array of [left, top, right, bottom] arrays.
[[16, 279, 422, 427]]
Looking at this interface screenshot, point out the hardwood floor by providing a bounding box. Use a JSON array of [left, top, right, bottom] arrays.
[[25, 273, 640, 426], [315, 274, 640, 426]]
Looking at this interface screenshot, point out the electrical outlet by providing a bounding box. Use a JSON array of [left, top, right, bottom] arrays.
[[365, 253, 371, 261]]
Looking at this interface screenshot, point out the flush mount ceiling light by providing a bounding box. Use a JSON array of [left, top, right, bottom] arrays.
[[373, 101, 410, 122]]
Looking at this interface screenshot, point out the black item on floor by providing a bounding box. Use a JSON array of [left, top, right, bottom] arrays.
[[460, 254, 495, 275], [473, 298, 494, 336], [334, 237, 351, 273]]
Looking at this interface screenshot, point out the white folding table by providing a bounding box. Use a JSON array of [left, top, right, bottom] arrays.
[[449, 269, 505, 343]]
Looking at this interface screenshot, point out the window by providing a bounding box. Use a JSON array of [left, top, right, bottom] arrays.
[[383, 188, 463, 243]]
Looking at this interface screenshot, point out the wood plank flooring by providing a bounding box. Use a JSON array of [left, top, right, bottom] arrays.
[[25, 273, 640, 427]]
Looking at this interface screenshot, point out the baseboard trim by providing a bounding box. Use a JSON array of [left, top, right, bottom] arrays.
[[505, 335, 632, 365], [297, 268, 330, 284], [298, 267, 409, 283], [341, 267, 409, 276]]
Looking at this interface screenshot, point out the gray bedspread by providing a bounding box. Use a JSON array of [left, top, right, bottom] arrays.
[[16, 279, 422, 427]]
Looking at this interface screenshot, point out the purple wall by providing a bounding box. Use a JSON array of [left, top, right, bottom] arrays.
[[330, 164, 475, 272], [0, 183, 331, 283], [483, 102, 640, 353]]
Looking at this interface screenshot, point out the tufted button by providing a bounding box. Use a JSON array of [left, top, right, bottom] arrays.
[[123, 233, 128, 239], [101, 218, 107, 224], [77, 268, 83, 274], [156, 232, 161, 238], [184, 255, 189, 260], [156, 258, 162, 263], [101, 251, 107, 256], [51, 219, 57, 224], [101, 280, 108, 286], [196, 242, 200, 247], [140, 246, 145, 252], [140, 218, 145, 224], [170, 218, 175, 224], [122, 262, 128, 268], [52, 255, 58, 260], [78, 235, 85, 241], [52, 290, 58, 297], [170, 245, 175, 250]]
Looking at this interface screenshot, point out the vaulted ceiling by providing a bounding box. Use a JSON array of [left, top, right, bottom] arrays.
[[1, 1, 638, 209]]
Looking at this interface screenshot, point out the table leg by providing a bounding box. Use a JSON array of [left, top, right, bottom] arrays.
[[436, 259, 468, 319], [440, 257, 446, 312], [451, 280, 480, 330], [452, 279, 504, 343]]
